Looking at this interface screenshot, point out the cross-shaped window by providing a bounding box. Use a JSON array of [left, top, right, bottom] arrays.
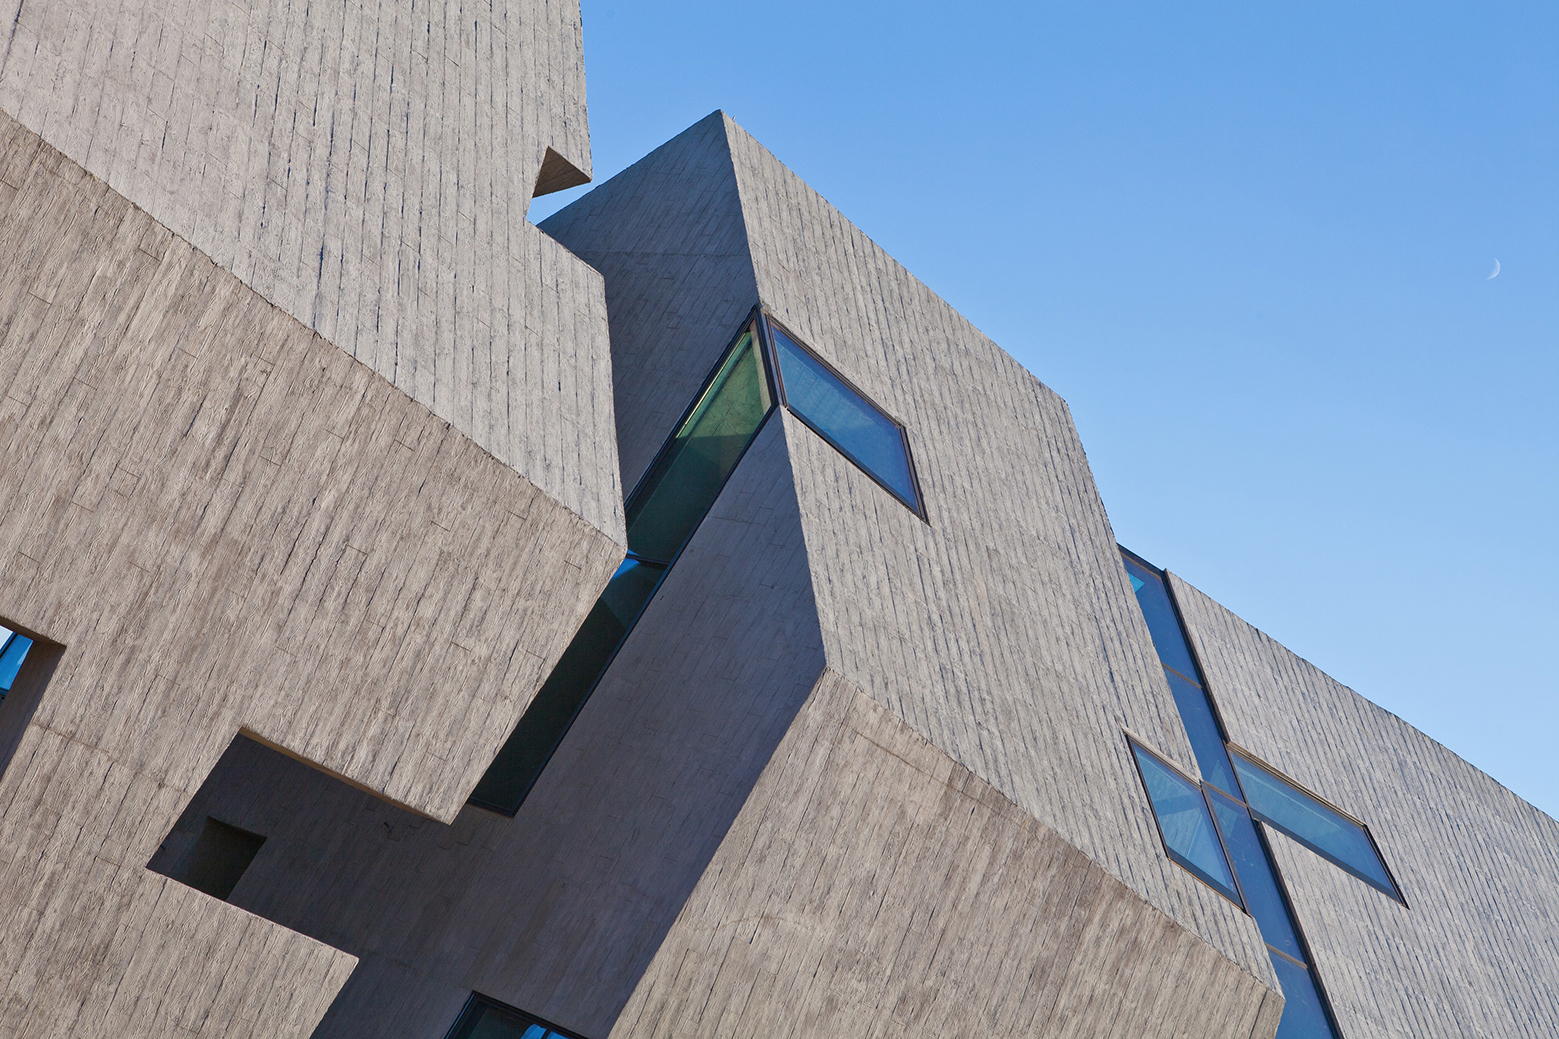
[[1122, 548, 1406, 1039]]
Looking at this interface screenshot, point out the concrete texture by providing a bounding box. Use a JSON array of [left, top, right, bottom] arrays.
[[614, 668, 1286, 1039], [1172, 573, 1559, 1039], [0, 108, 619, 1036], [163, 417, 825, 1039], [0, 0, 622, 538]]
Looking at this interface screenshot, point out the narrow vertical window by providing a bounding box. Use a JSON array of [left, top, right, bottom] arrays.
[[470, 319, 776, 815], [767, 322, 923, 516]]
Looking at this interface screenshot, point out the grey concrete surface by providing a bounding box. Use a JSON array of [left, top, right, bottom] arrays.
[[1172, 573, 1559, 1039], [0, 0, 622, 539], [0, 109, 619, 1037]]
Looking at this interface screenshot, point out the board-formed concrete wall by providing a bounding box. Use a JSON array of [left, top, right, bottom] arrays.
[[613, 668, 1285, 1039], [0, 0, 622, 536], [0, 109, 620, 1037], [543, 112, 1282, 1034], [1171, 574, 1559, 1039]]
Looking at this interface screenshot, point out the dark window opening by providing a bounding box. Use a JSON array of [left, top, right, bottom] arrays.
[[160, 816, 266, 901], [445, 993, 588, 1039], [470, 318, 776, 815], [766, 321, 923, 517]]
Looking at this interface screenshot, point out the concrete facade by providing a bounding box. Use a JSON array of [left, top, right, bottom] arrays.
[[0, 5, 1555, 1037]]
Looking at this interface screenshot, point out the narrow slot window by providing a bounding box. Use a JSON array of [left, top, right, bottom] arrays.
[[626, 328, 773, 562], [1122, 555, 1199, 680], [1207, 788, 1307, 962], [1232, 751, 1401, 900], [1268, 953, 1338, 1039], [471, 320, 776, 816], [0, 626, 34, 694], [1129, 740, 1242, 905], [767, 323, 922, 515], [165, 816, 266, 901], [445, 994, 586, 1039]]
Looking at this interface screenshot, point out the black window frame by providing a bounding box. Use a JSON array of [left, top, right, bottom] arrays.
[[759, 313, 928, 522], [443, 992, 590, 1039]]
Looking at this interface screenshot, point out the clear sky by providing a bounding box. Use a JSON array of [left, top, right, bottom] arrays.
[[534, 1, 1558, 818]]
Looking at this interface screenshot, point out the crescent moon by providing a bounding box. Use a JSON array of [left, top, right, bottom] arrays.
[[1487, 259, 1501, 280]]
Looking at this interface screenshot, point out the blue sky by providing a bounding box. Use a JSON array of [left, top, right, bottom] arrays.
[[535, 1, 1558, 818]]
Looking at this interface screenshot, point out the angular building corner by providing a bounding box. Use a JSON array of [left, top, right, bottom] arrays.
[[0, 0, 624, 1034], [1, 8, 1556, 1039]]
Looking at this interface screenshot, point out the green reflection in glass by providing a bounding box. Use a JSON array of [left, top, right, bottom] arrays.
[[627, 330, 773, 562], [471, 324, 775, 816]]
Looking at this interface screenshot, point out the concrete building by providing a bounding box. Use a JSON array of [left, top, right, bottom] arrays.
[[0, 4, 1554, 1039]]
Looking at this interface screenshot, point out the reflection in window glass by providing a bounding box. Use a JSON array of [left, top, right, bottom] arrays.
[[1163, 666, 1240, 796], [1121, 557, 1200, 680], [769, 326, 920, 513], [1131, 742, 1241, 904], [1232, 752, 1400, 899], [472, 324, 776, 816], [446, 994, 580, 1039], [1269, 953, 1338, 1039], [1207, 788, 1306, 962], [627, 330, 773, 562], [0, 626, 34, 693]]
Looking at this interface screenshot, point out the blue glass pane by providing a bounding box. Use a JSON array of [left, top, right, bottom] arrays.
[[1121, 555, 1200, 680], [447, 998, 574, 1039], [771, 327, 919, 511], [1163, 666, 1239, 795], [0, 633, 34, 691], [1208, 789, 1306, 962], [626, 330, 773, 562], [1270, 953, 1340, 1038], [1233, 752, 1400, 899], [1131, 743, 1241, 904]]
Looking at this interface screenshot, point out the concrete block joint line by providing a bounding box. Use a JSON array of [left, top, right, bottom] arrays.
[[0, 3, 1553, 1038]]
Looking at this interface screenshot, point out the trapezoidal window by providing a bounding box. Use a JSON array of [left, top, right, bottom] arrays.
[[1231, 750, 1402, 900], [445, 994, 587, 1039], [766, 322, 923, 516], [1129, 738, 1242, 905]]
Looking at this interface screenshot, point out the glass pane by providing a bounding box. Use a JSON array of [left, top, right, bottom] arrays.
[[0, 632, 34, 691], [470, 558, 666, 814], [1164, 666, 1239, 795], [1121, 555, 1200, 680], [1270, 953, 1340, 1038], [1232, 752, 1400, 898], [1208, 789, 1307, 962], [1131, 743, 1241, 904], [448, 998, 558, 1039], [626, 330, 773, 562], [770, 327, 919, 511]]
